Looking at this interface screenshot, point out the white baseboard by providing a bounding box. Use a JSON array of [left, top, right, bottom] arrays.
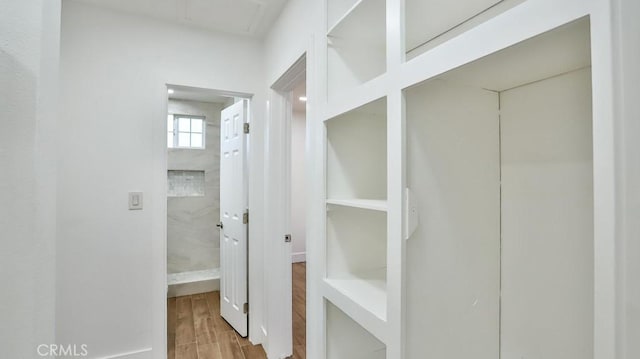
[[97, 348, 152, 359], [168, 277, 220, 298], [167, 269, 220, 298], [291, 252, 306, 263]]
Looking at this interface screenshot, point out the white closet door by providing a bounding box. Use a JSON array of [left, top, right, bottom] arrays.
[[500, 68, 593, 359], [219, 100, 249, 337]]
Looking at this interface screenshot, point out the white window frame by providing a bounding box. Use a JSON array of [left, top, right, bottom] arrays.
[[167, 114, 206, 149]]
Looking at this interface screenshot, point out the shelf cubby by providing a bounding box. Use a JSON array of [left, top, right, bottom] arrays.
[[326, 300, 387, 359], [326, 204, 387, 323], [326, 97, 387, 205], [327, 0, 386, 97], [405, 0, 523, 59], [326, 199, 387, 212], [404, 17, 593, 359]]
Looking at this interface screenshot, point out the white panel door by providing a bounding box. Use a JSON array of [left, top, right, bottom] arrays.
[[219, 100, 248, 337]]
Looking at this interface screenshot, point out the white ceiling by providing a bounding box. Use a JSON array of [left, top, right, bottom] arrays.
[[71, 0, 289, 37]]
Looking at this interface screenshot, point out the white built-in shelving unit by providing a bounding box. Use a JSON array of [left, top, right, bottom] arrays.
[[324, 97, 388, 345], [314, 0, 616, 358]]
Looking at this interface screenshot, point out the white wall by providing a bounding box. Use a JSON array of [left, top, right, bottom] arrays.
[[167, 100, 223, 274], [0, 0, 60, 357], [58, 2, 265, 357], [405, 80, 500, 359], [500, 69, 593, 359], [290, 110, 307, 262], [264, 0, 312, 86]]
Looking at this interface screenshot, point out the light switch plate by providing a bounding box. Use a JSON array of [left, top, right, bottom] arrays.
[[129, 192, 143, 210]]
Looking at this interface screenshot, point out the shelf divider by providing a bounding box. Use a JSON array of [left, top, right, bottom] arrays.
[[322, 273, 387, 343], [326, 198, 388, 212]]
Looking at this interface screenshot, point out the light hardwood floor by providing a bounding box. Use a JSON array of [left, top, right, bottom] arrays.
[[168, 262, 306, 359], [292, 262, 306, 359], [167, 291, 265, 359]]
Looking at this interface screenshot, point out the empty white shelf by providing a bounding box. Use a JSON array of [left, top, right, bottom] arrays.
[[327, 198, 388, 212], [323, 269, 387, 343]]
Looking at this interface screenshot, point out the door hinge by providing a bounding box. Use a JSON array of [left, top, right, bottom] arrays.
[[243, 211, 249, 224], [284, 234, 292, 243], [243, 303, 249, 314], [243, 123, 250, 134]]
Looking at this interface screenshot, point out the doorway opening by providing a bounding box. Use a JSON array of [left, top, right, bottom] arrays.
[[267, 52, 308, 359], [290, 79, 307, 359], [163, 84, 265, 358]]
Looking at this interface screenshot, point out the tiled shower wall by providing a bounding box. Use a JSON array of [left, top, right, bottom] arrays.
[[167, 99, 224, 274]]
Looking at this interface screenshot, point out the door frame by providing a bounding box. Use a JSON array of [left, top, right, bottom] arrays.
[[157, 86, 254, 357], [263, 51, 318, 358], [262, 54, 306, 359]]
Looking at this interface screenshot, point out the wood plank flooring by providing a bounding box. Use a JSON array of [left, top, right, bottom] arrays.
[[292, 262, 306, 359], [168, 262, 306, 359], [168, 291, 266, 359]]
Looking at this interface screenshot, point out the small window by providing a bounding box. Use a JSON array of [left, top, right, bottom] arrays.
[[167, 114, 205, 149]]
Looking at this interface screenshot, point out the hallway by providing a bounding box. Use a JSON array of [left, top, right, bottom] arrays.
[[168, 263, 306, 359]]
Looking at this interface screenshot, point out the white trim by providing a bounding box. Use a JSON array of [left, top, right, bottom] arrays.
[[385, 2, 406, 357], [308, 6, 327, 359], [167, 268, 221, 297], [611, 1, 640, 357], [291, 252, 306, 263], [248, 93, 267, 347], [151, 87, 168, 359], [96, 348, 152, 359], [264, 90, 292, 359], [271, 56, 307, 94], [590, 2, 618, 358]]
